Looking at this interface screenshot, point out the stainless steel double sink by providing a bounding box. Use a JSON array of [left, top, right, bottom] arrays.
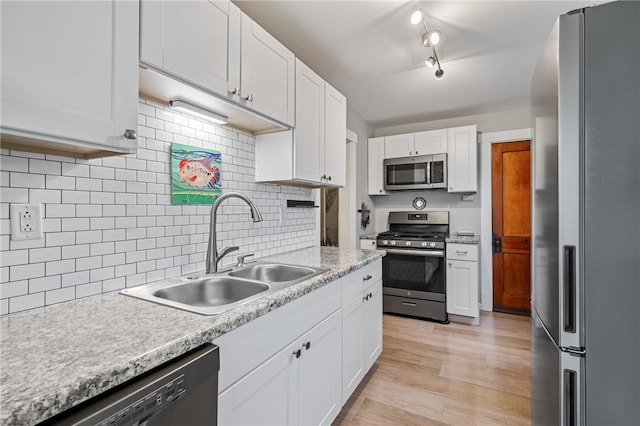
[[121, 262, 328, 315]]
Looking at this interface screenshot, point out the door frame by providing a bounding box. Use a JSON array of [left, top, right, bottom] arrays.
[[479, 128, 531, 311]]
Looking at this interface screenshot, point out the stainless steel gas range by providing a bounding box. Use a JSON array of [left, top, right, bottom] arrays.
[[377, 211, 449, 323]]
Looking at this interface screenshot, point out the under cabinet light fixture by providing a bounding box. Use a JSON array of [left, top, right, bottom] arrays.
[[169, 100, 228, 125], [411, 8, 444, 80]]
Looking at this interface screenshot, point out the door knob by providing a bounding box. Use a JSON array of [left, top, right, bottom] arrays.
[[493, 233, 502, 253]]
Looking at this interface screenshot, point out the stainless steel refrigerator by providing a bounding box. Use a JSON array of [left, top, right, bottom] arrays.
[[530, 2, 640, 425]]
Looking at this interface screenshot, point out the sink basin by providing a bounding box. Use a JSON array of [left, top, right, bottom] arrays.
[[121, 261, 328, 315], [154, 277, 269, 307], [229, 263, 317, 283]]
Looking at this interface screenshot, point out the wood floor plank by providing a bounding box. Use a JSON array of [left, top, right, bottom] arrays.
[[335, 312, 531, 426]]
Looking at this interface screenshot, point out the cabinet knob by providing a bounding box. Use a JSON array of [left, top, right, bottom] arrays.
[[449, 186, 453, 190], [244, 94, 253, 102], [409, 151, 413, 155], [415, 151, 419, 154], [293, 349, 301, 359], [321, 174, 327, 181], [303, 341, 311, 350], [327, 176, 332, 181], [363, 275, 372, 281], [363, 294, 369, 301], [448, 262, 453, 267], [231, 87, 240, 95], [379, 189, 383, 193], [123, 129, 137, 140]]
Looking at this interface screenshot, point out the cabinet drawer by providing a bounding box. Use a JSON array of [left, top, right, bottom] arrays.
[[342, 260, 381, 304], [446, 243, 478, 261]]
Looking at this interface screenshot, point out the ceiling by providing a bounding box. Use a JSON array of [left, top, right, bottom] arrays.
[[234, 1, 602, 128]]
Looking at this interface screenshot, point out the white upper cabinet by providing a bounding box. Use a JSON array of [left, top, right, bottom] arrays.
[[240, 13, 295, 126], [384, 133, 415, 159], [255, 59, 346, 187], [368, 137, 386, 195], [322, 83, 347, 187], [0, 1, 138, 159], [414, 129, 448, 155], [384, 130, 447, 159], [139, 0, 295, 132], [140, 0, 239, 98], [447, 125, 478, 193]]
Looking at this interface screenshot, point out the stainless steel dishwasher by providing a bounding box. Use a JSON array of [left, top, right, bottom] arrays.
[[48, 344, 219, 426]]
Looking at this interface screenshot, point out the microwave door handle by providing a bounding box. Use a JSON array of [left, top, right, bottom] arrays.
[[426, 160, 431, 184]]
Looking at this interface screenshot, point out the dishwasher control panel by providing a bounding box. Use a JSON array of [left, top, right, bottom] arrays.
[[106, 375, 185, 426]]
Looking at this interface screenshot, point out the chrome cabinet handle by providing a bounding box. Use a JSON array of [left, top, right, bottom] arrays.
[[124, 129, 137, 140], [363, 274, 372, 281], [409, 151, 413, 155], [415, 151, 419, 154], [448, 262, 453, 267], [379, 189, 383, 193], [303, 341, 311, 350], [401, 301, 417, 307], [327, 176, 332, 181], [456, 250, 468, 254], [231, 87, 240, 95], [293, 349, 301, 359], [244, 94, 253, 102], [449, 186, 453, 190]]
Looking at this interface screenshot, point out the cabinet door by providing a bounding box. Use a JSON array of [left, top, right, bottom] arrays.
[[323, 83, 347, 187], [140, 0, 239, 98], [414, 129, 448, 155], [368, 137, 386, 195], [363, 280, 383, 371], [384, 133, 414, 159], [341, 293, 365, 404], [297, 311, 342, 426], [241, 13, 295, 126], [294, 59, 324, 184], [1, 1, 138, 153], [447, 125, 478, 193], [446, 259, 479, 317], [218, 339, 298, 426]]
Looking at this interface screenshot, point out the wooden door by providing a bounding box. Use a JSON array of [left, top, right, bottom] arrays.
[[492, 141, 531, 314]]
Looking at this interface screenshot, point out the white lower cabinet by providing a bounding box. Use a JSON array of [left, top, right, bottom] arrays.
[[446, 243, 479, 323], [216, 260, 382, 425], [219, 311, 341, 426], [341, 262, 383, 404]]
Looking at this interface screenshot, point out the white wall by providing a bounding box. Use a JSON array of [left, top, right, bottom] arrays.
[[347, 107, 376, 238], [0, 98, 317, 314]]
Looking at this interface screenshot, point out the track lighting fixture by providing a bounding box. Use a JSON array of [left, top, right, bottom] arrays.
[[411, 8, 444, 80]]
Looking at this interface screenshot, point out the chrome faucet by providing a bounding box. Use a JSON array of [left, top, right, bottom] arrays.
[[206, 192, 263, 273]]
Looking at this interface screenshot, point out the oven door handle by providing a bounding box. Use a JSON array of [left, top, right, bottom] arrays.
[[384, 248, 445, 257]]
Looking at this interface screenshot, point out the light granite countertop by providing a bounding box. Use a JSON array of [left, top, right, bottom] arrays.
[[0, 247, 385, 426], [446, 234, 480, 245]]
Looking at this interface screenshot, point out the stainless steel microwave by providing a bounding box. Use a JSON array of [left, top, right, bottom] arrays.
[[384, 154, 447, 190]]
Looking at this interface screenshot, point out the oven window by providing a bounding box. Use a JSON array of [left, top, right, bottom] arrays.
[[382, 253, 445, 294], [386, 163, 428, 186]]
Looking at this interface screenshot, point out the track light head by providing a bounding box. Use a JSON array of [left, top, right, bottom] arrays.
[[410, 10, 423, 25], [435, 68, 445, 79], [425, 56, 436, 68]]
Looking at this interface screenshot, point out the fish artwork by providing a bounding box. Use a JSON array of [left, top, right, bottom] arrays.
[[170, 142, 222, 204], [178, 157, 221, 189]]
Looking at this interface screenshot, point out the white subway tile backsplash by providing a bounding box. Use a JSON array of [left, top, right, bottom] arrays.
[[0, 99, 316, 313]]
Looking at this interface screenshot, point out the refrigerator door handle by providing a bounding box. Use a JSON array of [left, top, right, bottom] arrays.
[[563, 245, 577, 333], [561, 352, 584, 426]]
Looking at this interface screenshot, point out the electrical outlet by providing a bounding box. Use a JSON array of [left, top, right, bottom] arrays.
[[10, 203, 44, 241]]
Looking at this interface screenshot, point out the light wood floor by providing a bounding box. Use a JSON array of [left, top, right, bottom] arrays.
[[334, 312, 531, 426]]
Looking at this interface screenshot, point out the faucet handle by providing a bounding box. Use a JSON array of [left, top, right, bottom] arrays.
[[217, 246, 239, 257], [236, 253, 255, 268]]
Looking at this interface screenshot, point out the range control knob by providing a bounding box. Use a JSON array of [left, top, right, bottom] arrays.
[[429, 242, 437, 248], [390, 241, 397, 246], [405, 241, 412, 247], [381, 240, 389, 246], [421, 242, 428, 248]]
